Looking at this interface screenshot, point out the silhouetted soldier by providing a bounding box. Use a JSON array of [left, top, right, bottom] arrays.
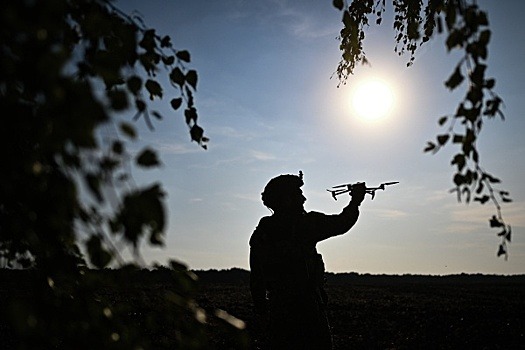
[[249, 173, 366, 349]]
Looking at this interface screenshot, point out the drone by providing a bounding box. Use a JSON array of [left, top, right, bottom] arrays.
[[327, 181, 399, 200]]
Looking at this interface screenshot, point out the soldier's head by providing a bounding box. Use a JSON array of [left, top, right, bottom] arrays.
[[261, 172, 306, 213]]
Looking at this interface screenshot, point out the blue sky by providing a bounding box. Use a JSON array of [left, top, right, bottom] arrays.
[[116, 0, 525, 274]]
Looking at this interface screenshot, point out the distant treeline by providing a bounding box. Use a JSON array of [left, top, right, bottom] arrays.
[[191, 268, 525, 286], [1, 268, 524, 287]]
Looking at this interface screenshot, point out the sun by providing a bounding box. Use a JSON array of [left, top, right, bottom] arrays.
[[351, 79, 394, 121]]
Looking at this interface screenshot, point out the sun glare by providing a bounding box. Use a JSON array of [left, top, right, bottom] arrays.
[[352, 79, 394, 121]]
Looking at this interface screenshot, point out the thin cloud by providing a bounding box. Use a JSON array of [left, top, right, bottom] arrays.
[[232, 192, 261, 203], [272, 0, 339, 39], [443, 200, 525, 234], [376, 209, 409, 219], [251, 150, 277, 161], [224, 0, 339, 40], [155, 142, 201, 155]]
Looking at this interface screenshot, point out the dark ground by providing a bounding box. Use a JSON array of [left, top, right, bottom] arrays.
[[2, 269, 525, 349], [196, 270, 525, 349]]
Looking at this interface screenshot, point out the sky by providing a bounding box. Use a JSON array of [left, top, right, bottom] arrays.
[[115, 0, 525, 275]]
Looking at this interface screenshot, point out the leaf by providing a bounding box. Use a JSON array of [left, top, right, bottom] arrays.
[[120, 122, 137, 139], [497, 244, 506, 257], [149, 232, 164, 246], [470, 63, 486, 86], [500, 191, 512, 202], [446, 29, 462, 50], [169, 259, 189, 271], [484, 96, 503, 118], [438, 116, 448, 126], [472, 149, 479, 163], [185, 70, 198, 90], [333, 0, 344, 11], [475, 181, 484, 194], [483, 173, 501, 184], [170, 67, 185, 86], [453, 173, 465, 186], [466, 86, 482, 105], [162, 55, 175, 65], [474, 195, 489, 204], [176, 50, 191, 62], [484, 78, 495, 89], [185, 107, 198, 125], [478, 11, 489, 26], [86, 236, 112, 269], [437, 134, 450, 146], [108, 89, 128, 110], [136, 148, 161, 167], [139, 29, 156, 51], [489, 215, 504, 228], [479, 29, 491, 45], [160, 35, 171, 48], [445, 4, 457, 30], [170, 98, 183, 110], [135, 99, 146, 112], [100, 156, 119, 172], [145, 79, 163, 100], [506, 226, 512, 242], [445, 66, 464, 90], [451, 154, 466, 172], [126, 76, 142, 95], [112, 141, 123, 155], [117, 184, 166, 247], [342, 10, 352, 27], [424, 141, 436, 153], [190, 124, 204, 143]]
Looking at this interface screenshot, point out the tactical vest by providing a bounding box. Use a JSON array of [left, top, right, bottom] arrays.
[[253, 214, 326, 292]]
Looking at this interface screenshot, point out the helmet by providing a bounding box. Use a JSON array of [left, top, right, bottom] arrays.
[[261, 171, 303, 210]]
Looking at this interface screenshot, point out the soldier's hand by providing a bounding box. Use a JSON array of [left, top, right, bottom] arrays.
[[351, 182, 366, 205]]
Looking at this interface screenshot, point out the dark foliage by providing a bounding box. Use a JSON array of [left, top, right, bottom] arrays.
[[0, 268, 249, 349], [333, 0, 511, 257], [0, 1, 244, 348]]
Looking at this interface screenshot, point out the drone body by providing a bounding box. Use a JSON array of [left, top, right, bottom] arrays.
[[327, 182, 399, 200]]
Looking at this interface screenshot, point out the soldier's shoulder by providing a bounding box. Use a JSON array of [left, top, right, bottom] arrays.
[[255, 215, 275, 230], [250, 216, 273, 246]]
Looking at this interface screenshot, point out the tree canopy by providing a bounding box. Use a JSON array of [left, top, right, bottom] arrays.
[[0, 0, 244, 348], [332, 0, 512, 258]]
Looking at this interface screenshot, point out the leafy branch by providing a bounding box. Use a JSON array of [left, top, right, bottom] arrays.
[[332, 0, 511, 257], [0, 1, 246, 348]]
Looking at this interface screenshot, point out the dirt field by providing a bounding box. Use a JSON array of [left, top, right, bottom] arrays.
[[2, 270, 524, 349], [196, 273, 525, 349]]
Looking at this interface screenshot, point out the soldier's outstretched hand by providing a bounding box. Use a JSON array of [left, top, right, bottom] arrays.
[[351, 182, 366, 205]]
